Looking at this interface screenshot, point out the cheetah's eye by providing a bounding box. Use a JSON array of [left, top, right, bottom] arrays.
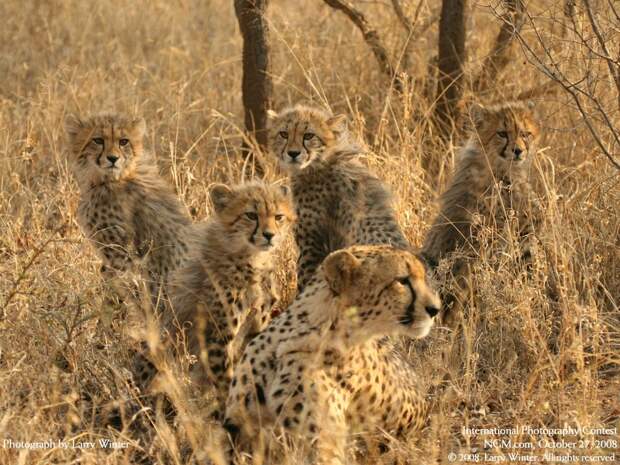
[[396, 277, 409, 285], [93, 137, 104, 145], [275, 214, 285, 222], [119, 138, 129, 146], [303, 133, 315, 141], [497, 131, 508, 139], [279, 131, 288, 139], [522, 131, 532, 139], [245, 212, 258, 221]]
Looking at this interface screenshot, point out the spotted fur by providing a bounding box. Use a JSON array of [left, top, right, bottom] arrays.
[[293, 149, 410, 292], [422, 101, 542, 322], [268, 105, 411, 291], [66, 113, 193, 309], [151, 182, 296, 416], [225, 245, 440, 465]]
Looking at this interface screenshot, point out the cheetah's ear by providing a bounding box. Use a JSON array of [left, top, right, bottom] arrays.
[[279, 184, 291, 197], [326, 114, 347, 134], [525, 100, 539, 121], [209, 184, 234, 214], [130, 117, 146, 139], [267, 109, 279, 122], [323, 249, 361, 296], [65, 114, 85, 142], [467, 103, 488, 130]]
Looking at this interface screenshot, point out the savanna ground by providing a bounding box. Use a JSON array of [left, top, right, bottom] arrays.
[[0, 0, 618, 464]]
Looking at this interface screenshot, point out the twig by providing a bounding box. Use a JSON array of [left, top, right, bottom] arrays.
[[513, 8, 620, 170], [1, 227, 68, 319], [323, 0, 405, 92], [582, 0, 620, 110], [391, 0, 439, 69], [391, 0, 415, 33]]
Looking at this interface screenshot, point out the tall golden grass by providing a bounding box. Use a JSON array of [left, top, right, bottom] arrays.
[[0, 1, 618, 464]]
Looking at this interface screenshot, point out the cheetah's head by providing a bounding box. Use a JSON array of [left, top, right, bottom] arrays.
[[209, 181, 295, 253], [65, 113, 146, 185], [322, 245, 440, 341], [267, 104, 347, 173], [467, 101, 540, 175]]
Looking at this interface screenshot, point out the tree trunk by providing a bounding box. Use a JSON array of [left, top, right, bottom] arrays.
[[435, 0, 466, 136], [234, 0, 272, 169], [473, 0, 525, 93]]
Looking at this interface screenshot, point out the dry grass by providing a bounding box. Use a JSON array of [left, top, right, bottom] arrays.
[[0, 0, 618, 464]]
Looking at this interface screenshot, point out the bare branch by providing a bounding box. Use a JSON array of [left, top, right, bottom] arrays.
[[474, 0, 525, 92], [390, 0, 438, 70], [391, 0, 414, 33], [582, 0, 620, 110], [414, 9, 440, 36], [391, 0, 438, 37], [608, 0, 620, 22], [323, 0, 405, 92], [512, 7, 620, 170]]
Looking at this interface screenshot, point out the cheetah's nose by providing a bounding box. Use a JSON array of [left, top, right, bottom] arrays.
[[287, 151, 301, 160], [513, 147, 523, 159], [425, 306, 439, 318], [263, 231, 274, 242], [107, 155, 119, 164]]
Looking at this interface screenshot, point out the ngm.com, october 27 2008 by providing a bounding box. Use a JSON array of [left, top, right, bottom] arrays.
[[448, 425, 618, 463]]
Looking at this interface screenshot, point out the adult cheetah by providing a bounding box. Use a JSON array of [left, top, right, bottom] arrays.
[[268, 104, 409, 292], [66, 113, 193, 309], [224, 245, 441, 465]]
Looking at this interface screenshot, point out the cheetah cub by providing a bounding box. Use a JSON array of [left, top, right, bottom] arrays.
[[163, 181, 295, 416], [267, 104, 348, 173], [66, 113, 193, 310], [268, 104, 409, 292], [422, 101, 541, 321], [225, 245, 440, 465]]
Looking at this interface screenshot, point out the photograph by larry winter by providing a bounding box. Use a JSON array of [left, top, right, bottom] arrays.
[[0, 0, 618, 464]]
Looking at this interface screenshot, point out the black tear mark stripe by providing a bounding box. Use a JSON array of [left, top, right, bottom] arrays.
[[499, 118, 509, 158], [299, 122, 308, 150], [95, 145, 105, 166], [405, 280, 417, 306], [80, 127, 96, 160], [500, 139, 508, 158], [250, 212, 259, 244]]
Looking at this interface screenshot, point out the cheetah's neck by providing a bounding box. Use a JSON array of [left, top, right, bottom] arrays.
[[280, 281, 379, 358]]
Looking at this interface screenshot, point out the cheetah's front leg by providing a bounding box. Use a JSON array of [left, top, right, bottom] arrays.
[[271, 359, 349, 465]]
